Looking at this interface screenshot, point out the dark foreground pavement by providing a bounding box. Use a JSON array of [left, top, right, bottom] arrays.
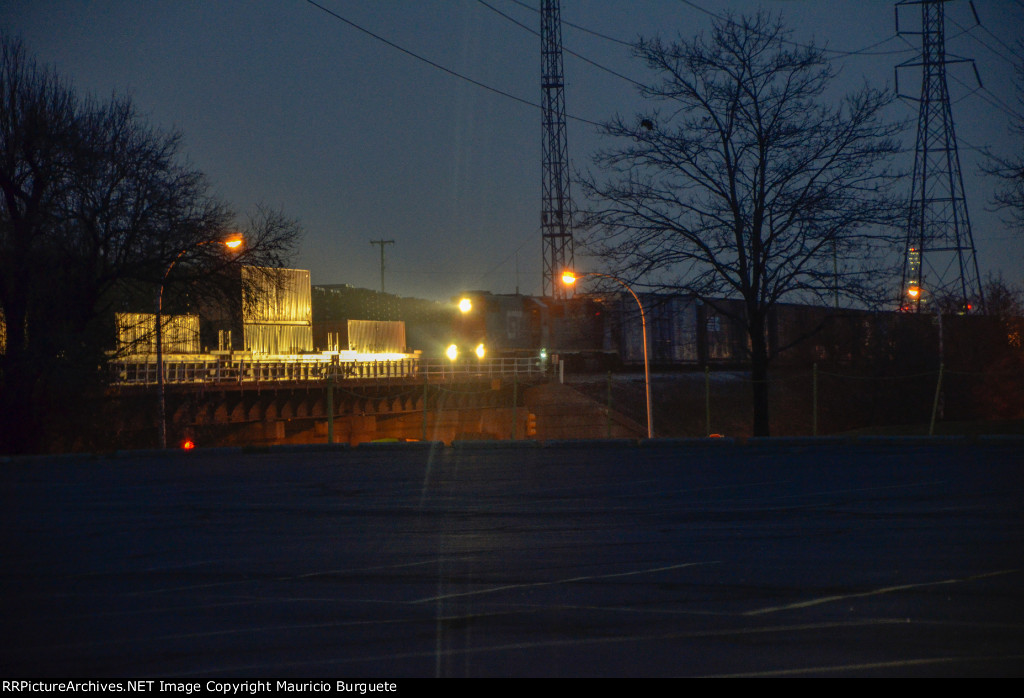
[[2, 438, 1022, 677]]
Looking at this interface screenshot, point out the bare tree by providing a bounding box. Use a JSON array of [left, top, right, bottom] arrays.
[[0, 36, 300, 452], [579, 12, 903, 436], [984, 43, 1024, 235]]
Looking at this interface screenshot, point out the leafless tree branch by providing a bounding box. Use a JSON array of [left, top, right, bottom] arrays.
[[578, 12, 904, 435]]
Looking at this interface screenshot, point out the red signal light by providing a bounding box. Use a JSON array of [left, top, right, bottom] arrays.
[[182, 439, 195, 451]]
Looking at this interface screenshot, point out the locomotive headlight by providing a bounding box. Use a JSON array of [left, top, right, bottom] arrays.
[[458, 297, 472, 313], [475, 343, 486, 359], [446, 343, 459, 361]]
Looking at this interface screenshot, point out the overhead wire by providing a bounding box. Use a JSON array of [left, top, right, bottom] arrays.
[[469, 229, 539, 290], [510, 0, 913, 58], [475, 0, 649, 92], [507, 0, 635, 47], [974, 14, 1021, 57], [947, 15, 1019, 68], [303, 0, 602, 127], [949, 73, 1018, 121], [672, 0, 914, 57], [307, 0, 1018, 133], [304, 0, 1018, 221]]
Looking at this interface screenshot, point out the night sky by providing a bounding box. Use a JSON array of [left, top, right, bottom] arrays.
[[6, 0, 1022, 301]]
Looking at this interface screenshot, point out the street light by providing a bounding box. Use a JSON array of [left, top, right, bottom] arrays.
[[157, 234, 243, 448], [562, 270, 654, 439]]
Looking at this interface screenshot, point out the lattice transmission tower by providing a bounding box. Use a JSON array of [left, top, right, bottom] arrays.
[[540, 0, 574, 298], [896, 0, 983, 313]]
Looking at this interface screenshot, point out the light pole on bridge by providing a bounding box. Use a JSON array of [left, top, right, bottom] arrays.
[[157, 235, 243, 448], [562, 270, 653, 439]]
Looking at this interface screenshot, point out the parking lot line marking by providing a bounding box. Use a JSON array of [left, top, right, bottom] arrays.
[[413, 560, 721, 603], [743, 569, 1018, 616]]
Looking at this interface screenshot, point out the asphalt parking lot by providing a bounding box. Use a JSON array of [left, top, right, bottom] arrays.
[[2, 437, 1022, 677]]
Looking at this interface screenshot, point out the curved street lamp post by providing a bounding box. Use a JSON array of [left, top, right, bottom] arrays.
[[562, 271, 653, 439], [157, 236, 243, 448]]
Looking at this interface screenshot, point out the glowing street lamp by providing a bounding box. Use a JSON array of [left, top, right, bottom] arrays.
[[157, 234, 243, 448], [562, 270, 654, 439]]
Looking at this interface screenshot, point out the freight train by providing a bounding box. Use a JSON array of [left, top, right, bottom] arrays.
[[111, 265, 883, 373], [441, 290, 879, 371]]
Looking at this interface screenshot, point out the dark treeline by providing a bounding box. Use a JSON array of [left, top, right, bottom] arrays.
[[0, 36, 300, 453]]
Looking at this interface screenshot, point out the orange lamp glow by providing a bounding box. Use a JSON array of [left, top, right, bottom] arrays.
[[561, 271, 577, 285]]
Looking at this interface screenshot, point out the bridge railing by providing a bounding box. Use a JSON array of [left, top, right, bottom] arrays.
[[417, 357, 545, 380], [110, 355, 544, 385]]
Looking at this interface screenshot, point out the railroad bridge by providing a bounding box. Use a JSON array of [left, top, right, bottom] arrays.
[[108, 355, 548, 446]]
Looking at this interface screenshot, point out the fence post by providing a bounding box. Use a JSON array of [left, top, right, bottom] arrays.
[[929, 362, 944, 436], [422, 377, 428, 442], [606, 370, 613, 439], [512, 371, 519, 440], [812, 362, 818, 437], [704, 366, 711, 437], [326, 372, 335, 444]]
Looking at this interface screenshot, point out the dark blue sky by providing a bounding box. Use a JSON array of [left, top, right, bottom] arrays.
[[6, 1, 1022, 301]]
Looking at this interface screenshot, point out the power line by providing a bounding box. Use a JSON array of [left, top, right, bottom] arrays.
[[673, 0, 914, 58], [303, 0, 602, 127], [948, 16, 1019, 68], [514, 0, 912, 58], [948, 73, 1018, 121], [470, 227, 537, 290], [507, 0, 634, 47], [476, 0, 649, 92], [975, 11, 1021, 56], [958, 136, 993, 156]]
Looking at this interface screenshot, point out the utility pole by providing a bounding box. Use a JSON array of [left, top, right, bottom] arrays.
[[540, 0, 574, 298], [896, 0, 983, 313], [369, 239, 395, 294]]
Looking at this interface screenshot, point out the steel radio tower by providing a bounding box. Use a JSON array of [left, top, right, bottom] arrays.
[[896, 0, 983, 312], [540, 0, 574, 298]]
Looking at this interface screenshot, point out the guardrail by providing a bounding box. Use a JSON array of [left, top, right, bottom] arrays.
[[110, 355, 545, 385]]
